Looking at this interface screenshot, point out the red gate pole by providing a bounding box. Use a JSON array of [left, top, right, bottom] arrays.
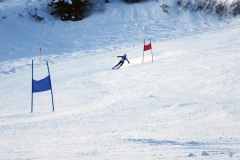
[[142, 39, 145, 63], [150, 39, 153, 63], [39, 47, 42, 65]]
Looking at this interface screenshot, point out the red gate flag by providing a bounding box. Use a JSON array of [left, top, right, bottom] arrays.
[[142, 39, 153, 63], [144, 43, 152, 51]]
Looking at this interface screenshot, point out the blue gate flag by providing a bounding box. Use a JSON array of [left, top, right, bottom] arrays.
[[32, 75, 51, 93], [31, 60, 54, 112]]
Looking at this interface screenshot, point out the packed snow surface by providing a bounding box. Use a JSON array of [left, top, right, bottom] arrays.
[[0, 0, 240, 159]]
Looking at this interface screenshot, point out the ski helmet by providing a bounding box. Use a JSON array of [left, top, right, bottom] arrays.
[[124, 54, 127, 57]]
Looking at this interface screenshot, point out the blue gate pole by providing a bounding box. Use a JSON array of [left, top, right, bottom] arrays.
[[46, 61, 55, 112], [31, 60, 34, 113]]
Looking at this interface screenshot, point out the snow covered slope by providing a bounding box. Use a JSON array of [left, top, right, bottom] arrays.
[[0, 0, 240, 159], [1, 0, 239, 75]]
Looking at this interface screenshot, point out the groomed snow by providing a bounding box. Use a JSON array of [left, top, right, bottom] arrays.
[[0, 0, 240, 159]]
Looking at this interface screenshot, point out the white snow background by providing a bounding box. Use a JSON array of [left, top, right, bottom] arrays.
[[0, 0, 240, 159]]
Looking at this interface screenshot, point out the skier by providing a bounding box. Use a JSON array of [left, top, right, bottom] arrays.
[[112, 54, 130, 69]]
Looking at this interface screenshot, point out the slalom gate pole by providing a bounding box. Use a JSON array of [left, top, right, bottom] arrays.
[[39, 47, 42, 65], [31, 60, 34, 113], [151, 39, 153, 63], [142, 39, 145, 63], [46, 61, 54, 112]]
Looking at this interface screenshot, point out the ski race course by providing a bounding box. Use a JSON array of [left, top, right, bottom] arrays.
[[0, 0, 240, 159]]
